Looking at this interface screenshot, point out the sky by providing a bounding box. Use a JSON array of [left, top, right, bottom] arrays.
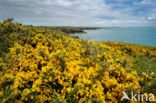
[[0, 0, 156, 27]]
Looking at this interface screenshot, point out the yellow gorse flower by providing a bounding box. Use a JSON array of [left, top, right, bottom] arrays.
[[0, 20, 155, 103]]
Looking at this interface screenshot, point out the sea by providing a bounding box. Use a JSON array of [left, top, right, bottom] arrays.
[[71, 27, 156, 47]]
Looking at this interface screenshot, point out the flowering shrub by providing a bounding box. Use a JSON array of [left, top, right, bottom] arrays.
[[0, 20, 155, 103]]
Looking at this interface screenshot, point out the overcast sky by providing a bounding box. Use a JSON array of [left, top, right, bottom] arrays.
[[0, 0, 156, 27]]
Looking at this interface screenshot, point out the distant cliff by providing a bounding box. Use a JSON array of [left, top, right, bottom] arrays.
[[35, 26, 101, 34]]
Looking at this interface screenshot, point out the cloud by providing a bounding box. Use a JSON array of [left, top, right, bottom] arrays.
[[139, 0, 153, 5], [0, 0, 156, 26]]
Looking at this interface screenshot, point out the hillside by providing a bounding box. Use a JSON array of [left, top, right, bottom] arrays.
[[0, 19, 156, 103], [35, 26, 101, 34]]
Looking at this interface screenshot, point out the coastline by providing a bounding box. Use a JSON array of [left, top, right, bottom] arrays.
[[69, 27, 156, 47]]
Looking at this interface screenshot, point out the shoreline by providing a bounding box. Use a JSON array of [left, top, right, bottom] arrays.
[[68, 28, 156, 47]]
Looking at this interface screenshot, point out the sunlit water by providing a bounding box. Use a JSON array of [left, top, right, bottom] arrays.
[[71, 27, 156, 47]]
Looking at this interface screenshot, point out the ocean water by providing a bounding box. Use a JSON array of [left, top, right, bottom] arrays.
[[72, 27, 156, 47]]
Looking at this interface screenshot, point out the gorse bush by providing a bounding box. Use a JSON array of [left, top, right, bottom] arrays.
[[0, 19, 156, 103]]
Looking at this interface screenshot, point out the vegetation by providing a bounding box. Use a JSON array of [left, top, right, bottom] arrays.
[[0, 19, 156, 103], [36, 26, 101, 34]]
